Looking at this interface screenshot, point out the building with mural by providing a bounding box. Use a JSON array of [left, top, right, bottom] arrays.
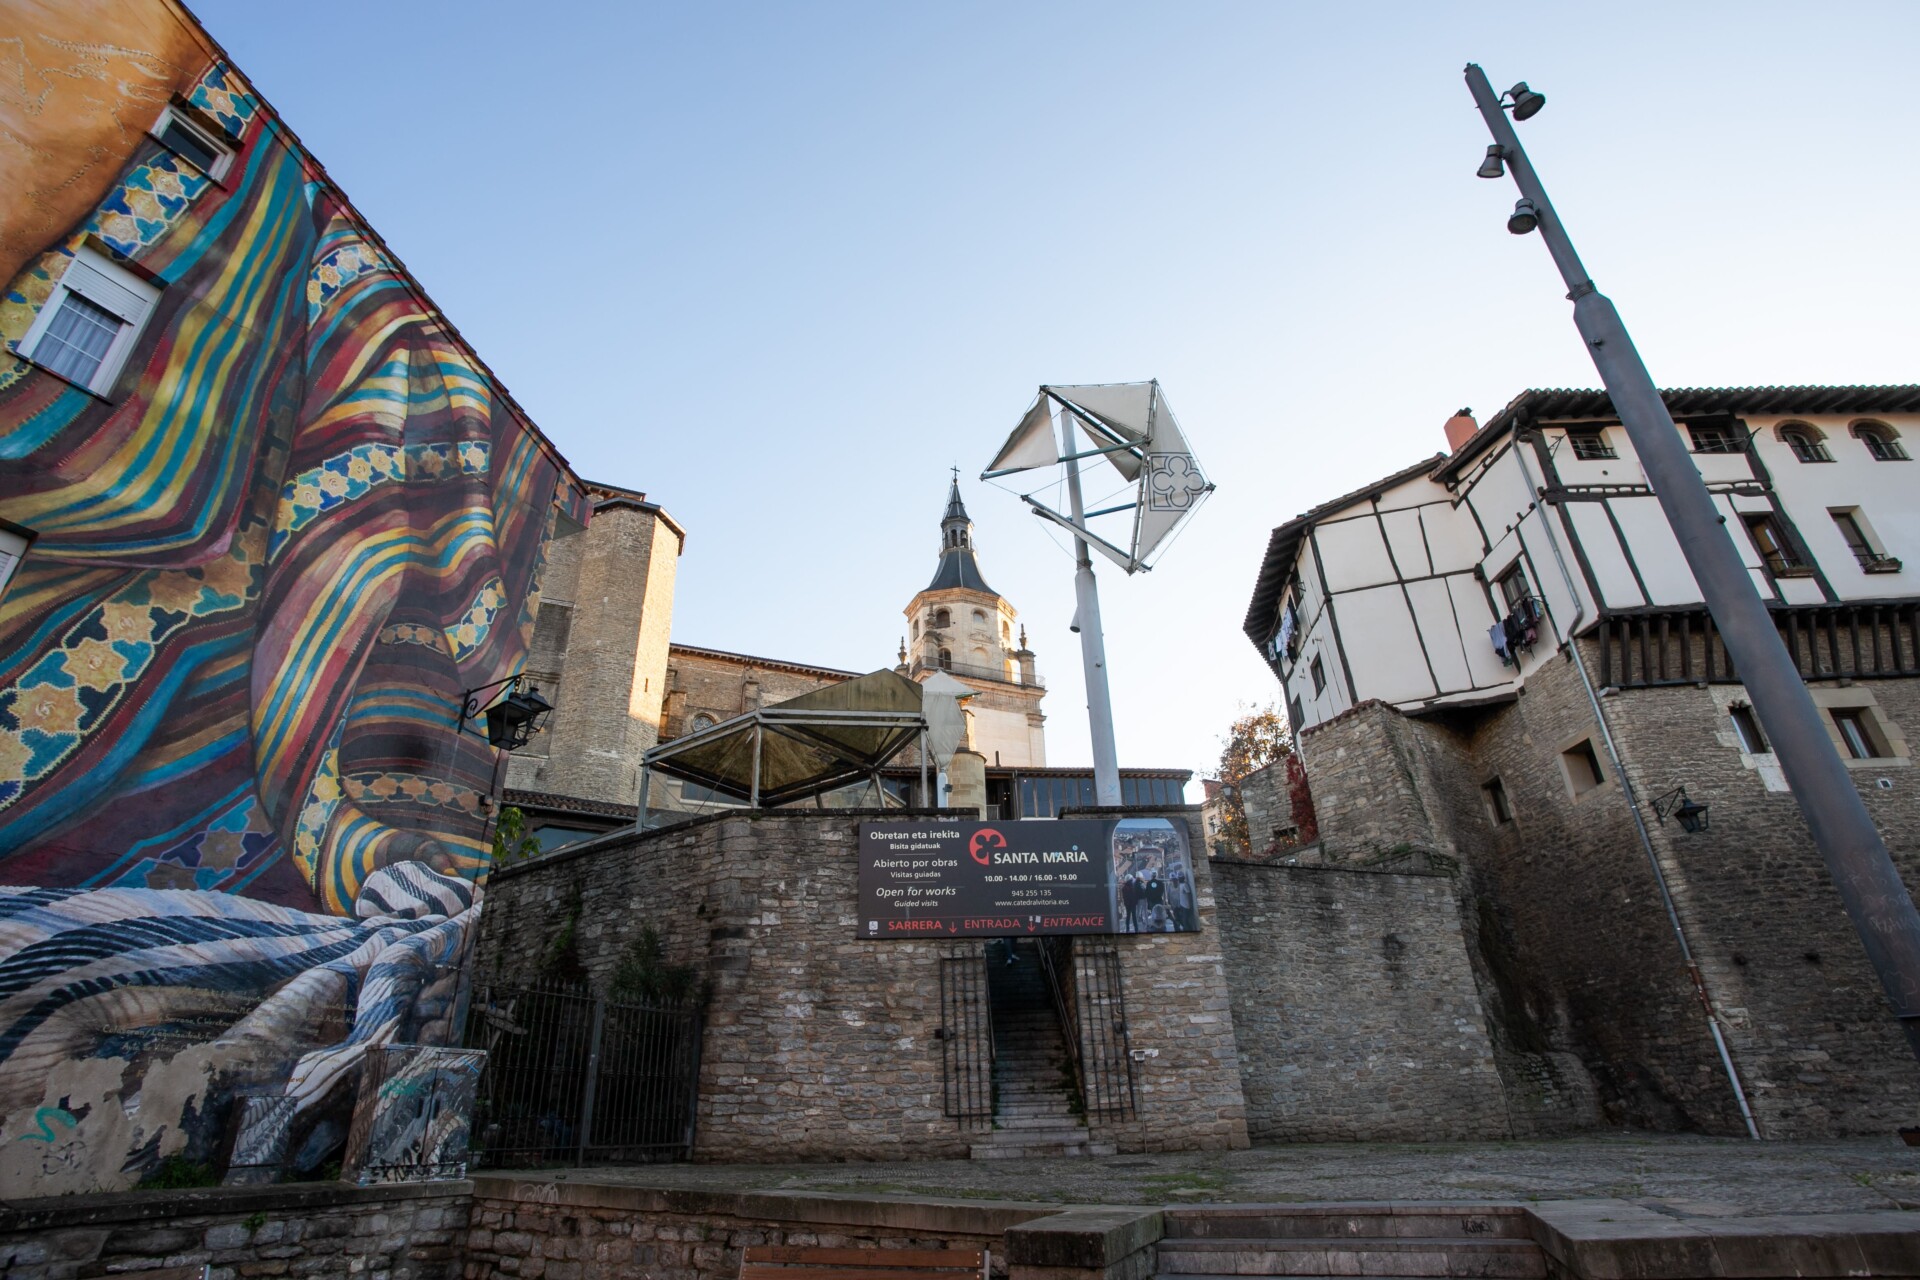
[[0, 0, 587, 1192]]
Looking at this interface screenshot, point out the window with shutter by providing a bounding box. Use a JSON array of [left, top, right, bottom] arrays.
[[18, 247, 160, 395]]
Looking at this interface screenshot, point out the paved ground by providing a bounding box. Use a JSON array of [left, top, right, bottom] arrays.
[[513, 1135, 1920, 1217]]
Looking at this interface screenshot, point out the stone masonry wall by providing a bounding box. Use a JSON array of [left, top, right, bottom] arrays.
[[1295, 648, 1920, 1137], [1594, 670, 1920, 1137], [473, 809, 1248, 1161], [510, 503, 682, 806], [1210, 858, 1510, 1142], [662, 650, 848, 741], [0, 1180, 468, 1280], [462, 1177, 1054, 1280]]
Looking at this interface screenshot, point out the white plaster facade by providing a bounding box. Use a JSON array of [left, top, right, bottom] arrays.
[[1245, 387, 1920, 732]]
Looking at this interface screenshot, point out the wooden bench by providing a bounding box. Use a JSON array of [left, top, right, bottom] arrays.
[[742, 1245, 989, 1280]]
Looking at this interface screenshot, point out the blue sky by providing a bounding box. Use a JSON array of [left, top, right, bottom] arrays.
[[192, 0, 1920, 786]]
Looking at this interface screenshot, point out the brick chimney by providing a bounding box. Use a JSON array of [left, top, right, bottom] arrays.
[[1444, 408, 1478, 453]]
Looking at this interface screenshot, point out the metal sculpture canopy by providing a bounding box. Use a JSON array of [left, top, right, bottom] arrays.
[[640, 669, 928, 814], [985, 381, 1214, 574]]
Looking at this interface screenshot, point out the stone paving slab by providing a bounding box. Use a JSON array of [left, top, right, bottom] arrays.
[[503, 1135, 1920, 1218]]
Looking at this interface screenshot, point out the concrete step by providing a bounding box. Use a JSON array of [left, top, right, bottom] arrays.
[[992, 1114, 1085, 1130], [1163, 1208, 1532, 1241], [970, 1137, 1117, 1160], [1156, 1239, 1545, 1279]]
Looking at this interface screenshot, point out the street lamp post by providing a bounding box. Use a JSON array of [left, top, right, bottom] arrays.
[[1464, 63, 1920, 1063]]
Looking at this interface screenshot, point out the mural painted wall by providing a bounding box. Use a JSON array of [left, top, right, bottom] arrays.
[[0, 0, 588, 1193]]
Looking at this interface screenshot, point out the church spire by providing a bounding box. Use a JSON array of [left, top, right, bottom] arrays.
[[927, 473, 993, 593]]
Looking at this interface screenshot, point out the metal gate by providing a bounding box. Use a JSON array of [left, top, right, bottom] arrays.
[[937, 947, 994, 1125], [464, 979, 703, 1167], [1070, 942, 1136, 1120]]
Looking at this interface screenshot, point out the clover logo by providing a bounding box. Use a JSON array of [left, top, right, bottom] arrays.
[[1146, 453, 1207, 511]]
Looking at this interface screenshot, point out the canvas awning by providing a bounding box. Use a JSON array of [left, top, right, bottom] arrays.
[[641, 669, 928, 814]]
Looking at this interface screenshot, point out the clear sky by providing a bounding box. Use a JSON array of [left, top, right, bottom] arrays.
[[191, 0, 1920, 789]]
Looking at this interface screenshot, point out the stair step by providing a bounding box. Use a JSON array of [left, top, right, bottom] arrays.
[[993, 1115, 1085, 1130], [970, 1139, 1117, 1160], [1156, 1240, 1544, 1280], [1164, 1210, 1532, 1241]]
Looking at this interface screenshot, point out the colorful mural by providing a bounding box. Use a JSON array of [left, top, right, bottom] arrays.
[[0, 10, 586, 1194]]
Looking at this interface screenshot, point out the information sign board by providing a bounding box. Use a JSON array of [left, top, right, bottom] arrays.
[[856, 818, 1198, 938]]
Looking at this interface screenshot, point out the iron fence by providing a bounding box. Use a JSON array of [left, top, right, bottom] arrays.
[[938, 948, 994, 1125], [463, 978, 702, 1167], [1070, 943, 1136, 1120]]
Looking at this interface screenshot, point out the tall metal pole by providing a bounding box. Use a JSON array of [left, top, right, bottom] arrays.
[[1059, 408, 1124, 806], [1467, 63, 1920, 1062]]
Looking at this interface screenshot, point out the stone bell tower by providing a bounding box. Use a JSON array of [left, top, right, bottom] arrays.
[[900, 474, 1046, 767]]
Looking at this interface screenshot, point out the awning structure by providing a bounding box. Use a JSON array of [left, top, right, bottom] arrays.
[[639, 670, 928, 819]]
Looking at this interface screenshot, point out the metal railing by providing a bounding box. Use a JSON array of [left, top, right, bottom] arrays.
[[938, 949, 994, 1125], [463, 979, 702, 1167], [910, 659, 1044, 688], [1070, 943, 1136, 1121], [1036, 937, 1085, 1112]]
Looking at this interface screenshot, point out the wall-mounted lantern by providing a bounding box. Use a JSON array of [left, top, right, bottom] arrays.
[[1653, 785, 1710, 834], [460, 675, 554, 750]]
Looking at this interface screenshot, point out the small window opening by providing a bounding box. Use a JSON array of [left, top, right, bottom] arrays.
[[1830, 508, 1894, 571], [1562, 739, 1606, 795], [1831, 708, 1882, 760], [932, 608, 949, 628], [1567, 428, 1616, 460], [1497, 562, 1532, 615], [1288, 696, 1305, 730], [1854, 421, 1909, 462], [1484, 778, 1513, 824], [1729, 704, 1767, 755], [153, 105, 232, 179], [1742, 512, 1805, 575], [1309, 655, 1326, 695], [1779, 424, 1832, 463], [18, 246, 161, 395], [1688, 422, 1746, 454], [938, 648, 952, 670]]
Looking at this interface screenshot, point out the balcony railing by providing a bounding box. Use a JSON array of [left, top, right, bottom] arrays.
[[1856, 550, 1904, 574], [909, 658, 1043, 688]]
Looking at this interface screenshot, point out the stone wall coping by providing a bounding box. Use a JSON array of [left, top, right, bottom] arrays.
[[1208, 856, 1446, 880], [471, 1175, 1062, 1236], [0, 1177, 472, 1233], [1526, 1198, 1920, 1278], [487, 807, 979, 881], [1002, 1207, 1164, 1268]]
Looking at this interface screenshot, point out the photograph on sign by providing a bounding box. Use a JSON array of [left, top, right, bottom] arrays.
[[856, 818, 1198, 939]]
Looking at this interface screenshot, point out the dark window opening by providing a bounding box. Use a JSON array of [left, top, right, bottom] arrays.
[[1729, 704, 1767, 754], [1832, 708, 1882, 760], [1567, 429, 1615, 460], [1742, 512, 1805, 575], [1688, 423, 1746, 454], [1497, 563, 1532, 615], [1484, 778, 1513, 824], [1780, 426, 1832, 463], [1309, 655, 1326, 695], [157, 113, 225, 175], [1289, 696, 1305, 730], [1856, 423, 1909, 462], [1563, 739, 1605, 794], [938, 648, 952, 670]]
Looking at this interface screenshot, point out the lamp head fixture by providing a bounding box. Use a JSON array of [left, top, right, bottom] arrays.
[[1653, 784, 1711, 835], [461, 675, 555, 750], [1507, 198, 1540, 235], [1505, 81, 1546, 121], [1476, 145, 1506, 179]]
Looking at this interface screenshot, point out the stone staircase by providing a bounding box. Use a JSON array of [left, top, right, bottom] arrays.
[[970, 941, 1114, 1160], [1156, 1204, 1547, 1279]]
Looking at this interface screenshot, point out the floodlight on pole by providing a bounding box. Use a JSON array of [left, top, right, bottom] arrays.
[[1476, 145, 1507, 179], [1465, 61, 1920, 1067], [984, 382, 1215, 808]]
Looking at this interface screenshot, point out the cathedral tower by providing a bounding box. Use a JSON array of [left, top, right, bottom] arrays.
[[901, 476, 1046, 766]]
